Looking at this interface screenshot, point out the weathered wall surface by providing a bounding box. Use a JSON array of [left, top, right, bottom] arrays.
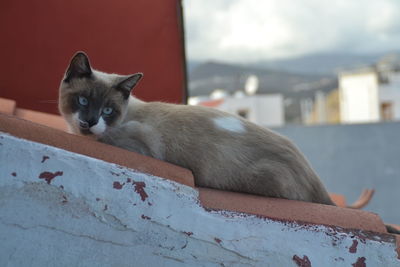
[[274, 121, 400, 224], [1, 133, 399, 266]]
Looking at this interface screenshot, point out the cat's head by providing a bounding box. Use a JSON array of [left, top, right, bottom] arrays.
[[59, 51, 143, 136]]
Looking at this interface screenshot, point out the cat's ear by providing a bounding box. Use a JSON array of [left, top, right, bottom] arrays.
[[116, 73, 143, 99], [64, 51, 92, 82]]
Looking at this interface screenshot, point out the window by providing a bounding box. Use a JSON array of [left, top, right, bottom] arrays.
[[380, 102, 393, 121]]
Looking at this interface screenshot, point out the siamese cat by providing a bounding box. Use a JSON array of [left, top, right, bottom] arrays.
[[59, 52, 400, 235], [59, 51, 335, 205]]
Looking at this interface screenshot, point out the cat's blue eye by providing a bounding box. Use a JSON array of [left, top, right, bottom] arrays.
[[78, 96, 88, 106], [102, 107, 113, 115]]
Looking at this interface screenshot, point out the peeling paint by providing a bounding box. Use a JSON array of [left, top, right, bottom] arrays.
[[113, 181, 124, 190], [214, 238, 222, 244], [41, 156, 49, 163], [11, 172, 16, 177], [396, 235, 400, 260], [293, 255, 311, 267], [397, 246, 400, 260], [352, 257, 366, 267], [183, 232, 193, 237], [38, 171, 63, 184], [132, 181, 148, 202], [349, 240, 358, 253], [141, 214, 151, 220], [334, 257, 344, 262]]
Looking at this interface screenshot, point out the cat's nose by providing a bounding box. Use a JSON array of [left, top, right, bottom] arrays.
[[87, 118, 98, 127], [79, 121, 89, 129]]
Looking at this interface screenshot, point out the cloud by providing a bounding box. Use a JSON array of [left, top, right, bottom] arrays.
[[183, 0, 400, 62]]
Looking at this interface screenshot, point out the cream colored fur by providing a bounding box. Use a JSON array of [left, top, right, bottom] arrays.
[[99, 96, 335, 205], [59, 51, 335, 205]]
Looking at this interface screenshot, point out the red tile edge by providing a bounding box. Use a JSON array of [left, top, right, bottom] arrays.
[[0, 97, 16, 115], [198, 187, 388, 233], [0, 113, 195, 187], [15, 108, 67, 131]]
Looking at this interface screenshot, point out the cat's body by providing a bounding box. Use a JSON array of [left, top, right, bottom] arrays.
[[102, 98, 334, 204], [59, 52, 335, 206]]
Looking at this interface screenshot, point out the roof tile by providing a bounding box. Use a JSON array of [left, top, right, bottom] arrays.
[[0, 97, 16, 115], [0, 113, 194, 187]]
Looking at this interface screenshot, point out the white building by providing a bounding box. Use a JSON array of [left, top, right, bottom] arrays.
[[339, 59, 400, 124], [191, 93, 285, 127], [339, 69, 380, 123]]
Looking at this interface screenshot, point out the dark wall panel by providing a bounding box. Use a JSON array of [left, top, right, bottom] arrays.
[[0, 0, 186, 114]]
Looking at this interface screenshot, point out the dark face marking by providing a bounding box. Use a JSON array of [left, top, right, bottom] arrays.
[[61, 77, 127, 135], [74, 89, 123, 133], [59, 52, 144, 136]]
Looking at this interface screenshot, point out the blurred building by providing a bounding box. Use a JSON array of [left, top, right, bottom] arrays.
[[302, 54, 400, 125], [189, 75, 285, 127], [190, 92, 285, 127], [301, 89, 340, 125], [339, 55, 400, 124]]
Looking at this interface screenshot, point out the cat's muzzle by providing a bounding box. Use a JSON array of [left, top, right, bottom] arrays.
[[78, 121, 92, 135], [79, 121, 90, 129]]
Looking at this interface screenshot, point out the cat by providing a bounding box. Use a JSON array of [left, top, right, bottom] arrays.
[[59, 51, 336, 206], [59, 52, 400, 234]]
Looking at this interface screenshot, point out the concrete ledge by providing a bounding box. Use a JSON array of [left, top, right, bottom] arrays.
[[1, 132, 399, 266], [0, 113, 194, 187], [1, 112, 400, 265]]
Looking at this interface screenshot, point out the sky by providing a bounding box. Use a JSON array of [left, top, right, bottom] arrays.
[[183, 0, 400, 63]]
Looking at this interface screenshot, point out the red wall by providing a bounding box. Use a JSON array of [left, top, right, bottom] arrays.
[[0, 0, 187, 114]]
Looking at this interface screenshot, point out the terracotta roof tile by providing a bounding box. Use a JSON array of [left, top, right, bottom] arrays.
[[198, 99, 224, 107], [0, 97, 16, 115], [15, 108, 67, 131], [0, 113, 194, 187], [198, 187, 387, 233]]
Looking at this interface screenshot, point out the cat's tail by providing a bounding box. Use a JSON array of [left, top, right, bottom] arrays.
[[345, 189, 375, 209], [329, 189, 374, 208]]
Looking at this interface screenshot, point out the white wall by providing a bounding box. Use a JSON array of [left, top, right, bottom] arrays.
[[339, 71, 380, 123], [216, 94, 284, 127]]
